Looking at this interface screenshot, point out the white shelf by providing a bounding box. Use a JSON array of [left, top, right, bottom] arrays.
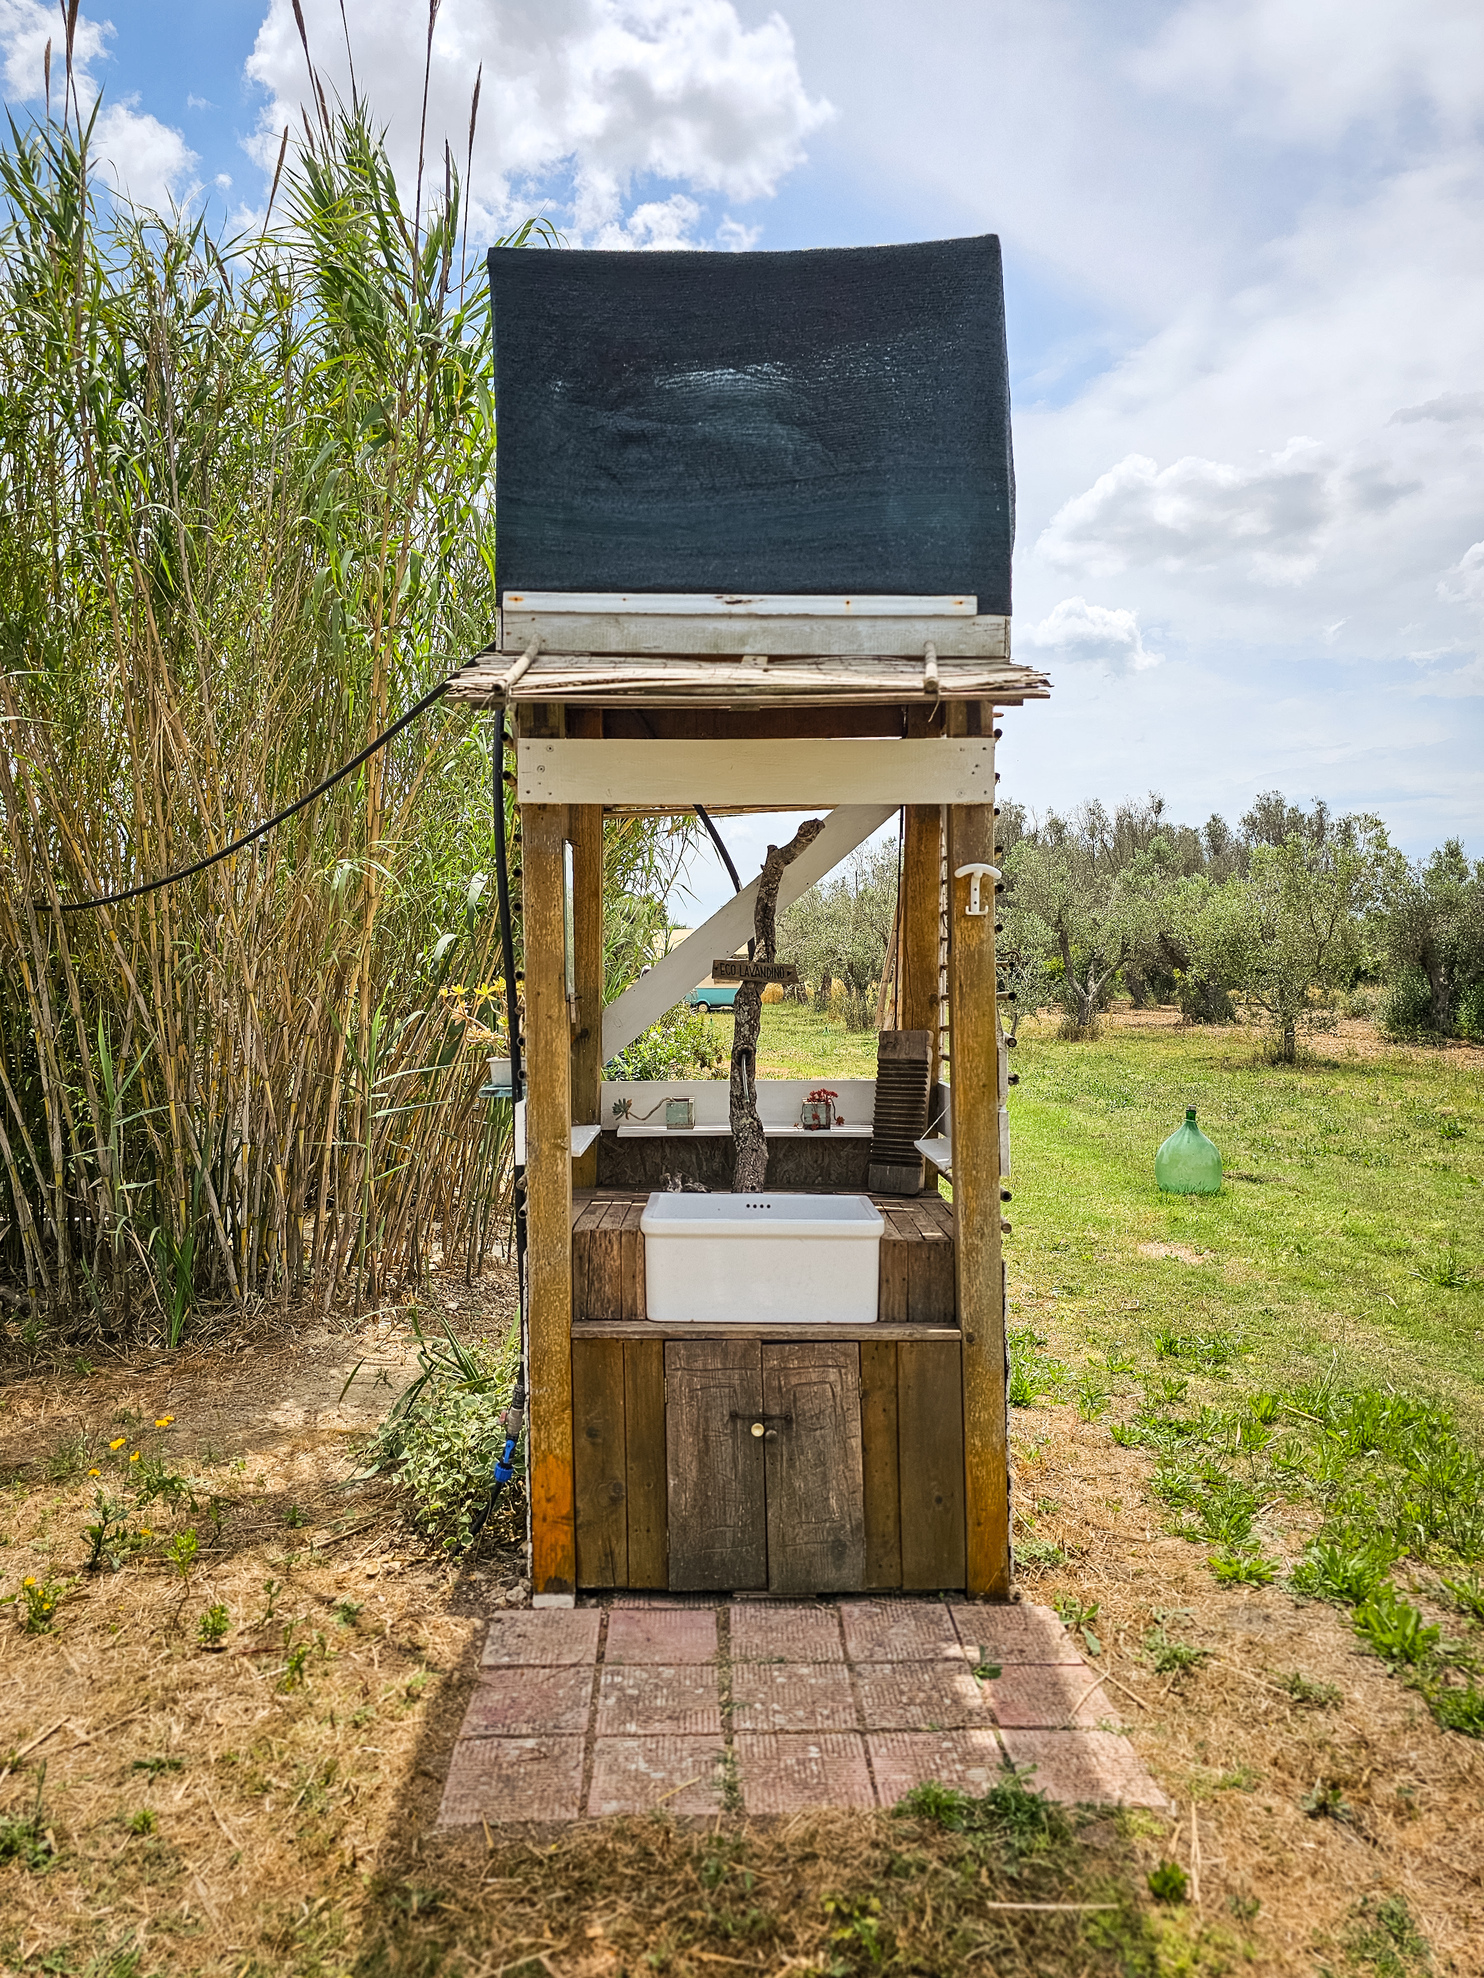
[[616, 1122, 872, 1140], [915, 1135, 953, 1177], [570, 1124, 602, 1156]]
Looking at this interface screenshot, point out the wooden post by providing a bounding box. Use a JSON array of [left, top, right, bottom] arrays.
[[569, 711, 604, 1192], [900, 827, 944, 1085], [946, 700, 1009, 1599], [520, 703, 577, 1599]]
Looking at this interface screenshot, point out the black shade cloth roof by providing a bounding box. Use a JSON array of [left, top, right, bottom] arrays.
[[487, 236, 1014, 616]]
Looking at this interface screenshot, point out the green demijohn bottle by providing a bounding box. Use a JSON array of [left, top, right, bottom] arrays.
[[1155, 1108, 1223, 1194]]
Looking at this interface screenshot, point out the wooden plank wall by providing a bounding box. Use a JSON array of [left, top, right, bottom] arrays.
[[573, 1333, 967, 1592]]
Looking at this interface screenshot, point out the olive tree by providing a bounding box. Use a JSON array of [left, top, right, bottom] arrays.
[[1237, 818, 1387, 1062], [1377, 840, 1484, 1039]]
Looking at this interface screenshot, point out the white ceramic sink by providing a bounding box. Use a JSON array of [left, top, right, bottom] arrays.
[[640, 1192, 883, 1325]]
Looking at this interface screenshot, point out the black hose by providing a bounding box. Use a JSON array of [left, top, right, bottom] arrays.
[[59, 672, 466, 911]]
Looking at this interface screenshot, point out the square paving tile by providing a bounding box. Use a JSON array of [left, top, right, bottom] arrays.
[[729, 1602, 844, 1663], [587, 1736, 726, 1816], [461, 1666, 594, 1739], [596, 1664, 723, 1736], [839, 1599, 963, 1663], [1000, 1729, 1171, 1809], [854, 1659, 989, 1731], [480, 1609, 601, 1668], [985, 1664, 1118, 1730], [730, 1661, 858, 1733], [604, 1607, 718, 1665], [867, 1730, 1008, 1806], [948, 1601, 1084, 1666], [439, 1736, 585, 1825], [606, 1592, 719, 1608], [734, 1733, 875, 1813]]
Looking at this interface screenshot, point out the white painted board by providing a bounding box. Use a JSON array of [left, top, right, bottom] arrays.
[[500, 593, 1005, 658], [519, 738, 995, 808]]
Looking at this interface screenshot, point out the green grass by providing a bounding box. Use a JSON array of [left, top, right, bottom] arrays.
[[713, 1001, 883, 1081], [1004, 1017, 1483, 1416], [1004, 1015, 1484, 1741]]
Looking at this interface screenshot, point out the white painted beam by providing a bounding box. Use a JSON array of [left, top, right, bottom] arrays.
[[600, 805, 894, 1064], [498, 593, 1006, 658], [507, 591, 976, 615], [519, 738, 994, 808]]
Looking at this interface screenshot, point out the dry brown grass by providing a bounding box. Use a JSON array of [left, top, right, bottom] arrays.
[[1011, 1404, 1484, 1974], [1, 1284, 1479, 1976]]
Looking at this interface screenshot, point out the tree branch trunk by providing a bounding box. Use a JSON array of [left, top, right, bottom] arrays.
[[731, 819, 824, 1191]]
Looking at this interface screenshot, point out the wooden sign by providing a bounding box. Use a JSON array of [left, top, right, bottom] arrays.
[[711, 959, 800, 985]]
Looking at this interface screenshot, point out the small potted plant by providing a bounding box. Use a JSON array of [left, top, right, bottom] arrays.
[[800, 1088, 839, 1131]]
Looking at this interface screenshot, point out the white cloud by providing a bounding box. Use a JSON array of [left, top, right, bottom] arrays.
[[1390, 392, 1484, 426], [1439, 541, 1484, 611], [0, 0, 109, 101], [0, 0, 200, 209], [93, 99, 201, 210], [1135, 0, 1484, 146], [1037, 444, 1338, 587], [1022, 596, 1162, 673], [244, 0, 834, 247]]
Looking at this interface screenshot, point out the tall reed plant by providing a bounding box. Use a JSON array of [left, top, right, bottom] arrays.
[[0, 80, 677, 1344]]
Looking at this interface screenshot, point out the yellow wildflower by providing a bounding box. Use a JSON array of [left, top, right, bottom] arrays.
[[23, 1576, 35, 1587], [88, 1467, 100, 1477], [130, 1451, 141, 1463], [110, 1437, 126, 1450], [155, 1416, 174, 1428]]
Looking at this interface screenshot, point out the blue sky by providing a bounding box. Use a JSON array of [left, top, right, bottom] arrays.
[[3, 0, 1480, 922]]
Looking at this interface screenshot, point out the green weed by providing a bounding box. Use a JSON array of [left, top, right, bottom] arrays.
[[0, 1764, 55, 1871], [1352, 1588, 1441, 1668], [1143, 1626, 1209, 1675], [166, 1528, 198, 1581], [1278, 1672, 1342, 1708], [1075, 1371, 1111, 1422], [894, 1771, 1069, 1859], [13, 1574, 62, 1632], [1147, 1860, 1188, 1902], [1341, 1892, 1433, 1976], [821, 1893, 886, 1966], [1290, 1535, 1400, 1606], [124, 1808, 157, 1836], [82, 1492, 132, 1573], [196, 1604, 230, 1649], [1210, 1548, 1279, 1586], [1053, 1594, 1102, 1655], [1409, 1248, 1474, 1289], [1423, 1683, 1484, 1736], [1438, 1573, 1484, 1621], [1007, 1326, 1068, 1407], [1300, 1778, 1353, 1822]]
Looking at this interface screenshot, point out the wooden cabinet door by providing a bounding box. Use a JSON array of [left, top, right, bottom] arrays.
[[665, 1340, 766, 1590], [763, 1343, 865, 1595]]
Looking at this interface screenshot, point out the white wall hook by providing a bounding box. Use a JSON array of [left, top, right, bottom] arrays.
[[954, 862, 1002, 916]]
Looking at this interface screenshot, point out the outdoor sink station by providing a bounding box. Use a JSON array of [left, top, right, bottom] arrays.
[[447, 236, 1051, 1600]]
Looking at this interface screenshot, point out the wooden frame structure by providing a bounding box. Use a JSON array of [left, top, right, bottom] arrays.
[[453, 595, 1049, 1603]]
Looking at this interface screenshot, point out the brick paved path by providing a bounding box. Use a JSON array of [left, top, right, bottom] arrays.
[[438, 1598, 1170, 1825]]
